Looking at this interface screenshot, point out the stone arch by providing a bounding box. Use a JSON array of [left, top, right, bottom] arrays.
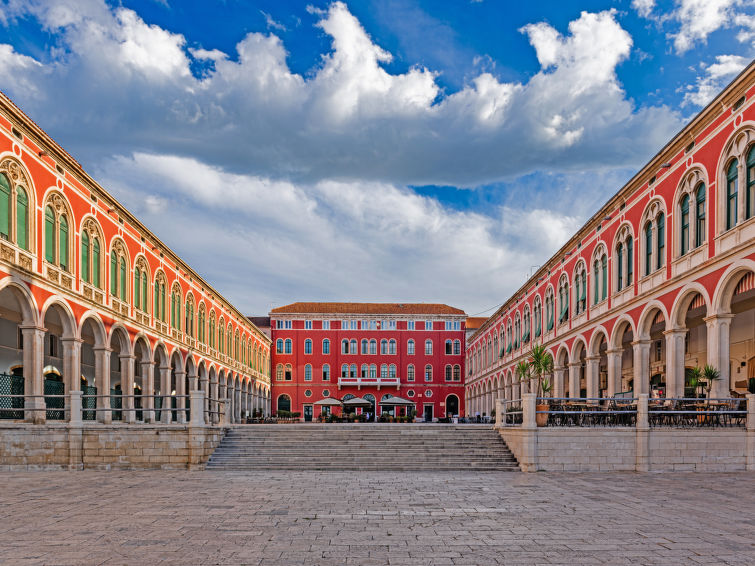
[[0, 155, 37, 252], [588, 326, 610, 357], [0, 276, 38, 326], [673, 166, 709, 256], [712, 258, 755, 315], [715, 123, 755, 235], [670, 282, 711, 329], [570, 336, 588, 362], [132, 332, 152, 362], [637, 300, 669, 340], [108, 323, 133, 356], [610, 314, 636, 349], [40, 296, 77, 339], [78, 311, 107, 348]]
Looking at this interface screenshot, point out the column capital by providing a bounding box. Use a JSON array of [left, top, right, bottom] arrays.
[[159, 365, 172, 373], [631, 339, 651, 347], [585, 355, 601, 362], [605, 348, 623, 355], [568, 361, 582, 368], [704, 313, 736, 325], [139, 359, 155, 367], [60, 336, 84, 345], [19, 324, 46, 333], [663, 328, 687, 337], [118, 353, 136, 361], [93, 346, 113, 354], [174, 370, 187, 377]]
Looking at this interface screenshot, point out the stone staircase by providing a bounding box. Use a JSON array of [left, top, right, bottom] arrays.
[[205, 424, 519, 471]]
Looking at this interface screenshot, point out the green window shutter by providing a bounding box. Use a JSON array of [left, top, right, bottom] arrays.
[[119, 258, 126, 301], [45, 206, 55, 263], [0, 173, 10, 239], [81, 231, 89, 283], [626, 237, 633, 284], [601, 257, 607, 301], [15, 186, 27, 250], [92, 238, 100, 288], [134, 269, 140, 309], [160, 285, 165, 322], [154, 281, 159, 317], [110, 254, 117, 295], [59, 215, 68, 270], [142, 274, 148, 313]]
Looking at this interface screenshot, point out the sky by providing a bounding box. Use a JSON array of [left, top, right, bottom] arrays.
[[0, 0, 753, 317]]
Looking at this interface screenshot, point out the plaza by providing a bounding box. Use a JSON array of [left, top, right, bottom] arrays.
[[1, 469, 754, 565]]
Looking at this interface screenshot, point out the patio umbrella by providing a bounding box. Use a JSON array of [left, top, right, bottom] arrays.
[[314, 398, 343, 406], [380, 396, 414, 406], [342, 397, 373, 408]]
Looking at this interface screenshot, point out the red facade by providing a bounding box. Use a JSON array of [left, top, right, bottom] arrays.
[[270, 304, 466, 421]]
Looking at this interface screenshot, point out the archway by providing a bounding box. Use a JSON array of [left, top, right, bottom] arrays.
[[587, 328, 609, 398], [133, 335, 152, 422], [109, 325, 133, 422], [153, 342, 170, 423], [79, 315, 106, 421], [554, 346, 569, 398], [570, 339, 587, 398], [41, 300, 76, 421], [446, 394, 459, 417], [610, 317, 635, 395], [670, 288, 709, 397], [277, 393, 291, 414], [637, 303, 668, 396]]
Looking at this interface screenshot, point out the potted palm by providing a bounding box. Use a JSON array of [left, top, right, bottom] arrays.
[[702, 364, 721, 398], [529, 344, 554, 427], [515, 360, 531, 424]]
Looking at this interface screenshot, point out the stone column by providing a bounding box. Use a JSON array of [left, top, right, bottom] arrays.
[[522, 393, 536, 429], [60, 337, 82, 395], [664, 329, 687, 398], [174, 369, 187, 424], [210, 375, 219, 424], [494, 398, 503, 429], [553, 366, 566, 398], [189, 389, 205, 427], [632, 339, 651, 396], [568, 362, 581, 399], [241, 386, 248, 421], [120, 354, 136, 424], [747, 394, 755, 471], [159, 365, 172, 424], [199, 373, 209, 425], [69, 390, 82, 426], [585, 355, 600, 399], [141, 361, 155, 423], [21, 326, 45, 424], [235, 383, 242, 422], [93, 346, 112, 424], [705, 314, 734, 397], [187, 366, 198, 393], [636, 393, 649, 472], [605, 348, 623, 398]]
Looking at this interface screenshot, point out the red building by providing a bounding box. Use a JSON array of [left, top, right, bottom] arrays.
[[270, 303, 466, 421]]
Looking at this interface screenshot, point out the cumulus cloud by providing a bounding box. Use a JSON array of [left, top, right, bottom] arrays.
[[632, 0, 656, 18], [95, 152, 583, 314], [682, 54, 749, 106], [0, 0, 680, 188]]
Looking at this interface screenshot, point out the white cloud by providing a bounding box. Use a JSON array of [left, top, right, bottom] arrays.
[[671, 0, 742, 53], [96, 152, 583, 314], [682, 54, 749, 106], [0, 1, 680, 188], [261, 10, 286, 32], [632, 0, 656, 18]]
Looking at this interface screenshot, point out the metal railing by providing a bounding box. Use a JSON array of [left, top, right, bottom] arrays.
[[647, 398, 746, 428], [501, 399, 523, 426], [538, 397, 638, 427]]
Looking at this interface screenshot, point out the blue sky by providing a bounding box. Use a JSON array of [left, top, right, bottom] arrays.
[[0, 0, 753, 316]]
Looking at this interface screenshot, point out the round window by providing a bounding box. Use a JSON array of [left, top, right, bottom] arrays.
[[304, 389, 312, 397], [425, 390, 433, 398], [407, 390, 415, 398], [323, 389, 330, 397]]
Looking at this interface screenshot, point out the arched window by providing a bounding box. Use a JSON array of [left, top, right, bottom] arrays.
[[545, 289, 554, 331], [407, 364, 415, 381], [361, 339, 368, 354], [522, 308, 531, 343], [350, 339, 357, 353], [369, 339, 377, 354], [209, 312, 216, 348], [360, 364, 368, 378], [380, 339, 388, 354], [747, 145, 755, 220], [445, 339, 453, 355], [198, 304, 206, 343], [350, 364, 357, 378], [322, 364, 330, 381], [533, 297, 542, 338], [80, 219, 103, 288], [44, 194, 71, 271], [342, 339, 349, 354], [304, 364, 312, 381], [389, 339, 396, 354], [304, 339, 312, 354], [44, 206, 54, 263], [453, 365, 461, 381], [656, 212, 665, 270], [445, 365, 452, 381], [276, 337, 283, 355], [15, 185, 28, 250], [680, 194, 690, 255], [184, 296, 195, 337], [110, 240, 129, 301], [369, 364, 376, 378], [284, 338, 292, 354], [0, 161, 34, 251], [276, 364, 283, 381], [514, 316, 521, 349], [644, 221, 653, 275], [574, 263, 586, 314], [695, 183, 706, 247], [407, 339, 415, 355], [323, 338, 330, 355], [170, 284, 181, 329], [154, 271, 167, 322], [727, 159, 738, 230], [558, 276, 569, 324], [601, 254, 608, 300], [380, 364, 388, 379], [616, 242, 624, 290], [218, 321, 225, 354], [389, 364, 396, 379], [453, 339, 461, 355], [425, 339, 433, 355], [424, 365, 432, 381], [134, 257, 149, 313], [58, 214, 68, 271]]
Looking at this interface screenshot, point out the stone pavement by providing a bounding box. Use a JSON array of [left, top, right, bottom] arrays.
[[0, 471, 754, 565]]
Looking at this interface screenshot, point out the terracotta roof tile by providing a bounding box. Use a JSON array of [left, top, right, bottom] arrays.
[[465, 317, 488, 330], [270, 302, 465, 316]]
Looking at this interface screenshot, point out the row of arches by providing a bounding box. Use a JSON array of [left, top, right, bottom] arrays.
[[467, 259, 755, 414], [0, 276, 270, 424]]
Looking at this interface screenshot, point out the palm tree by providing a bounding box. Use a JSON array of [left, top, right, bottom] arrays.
[[702, 364, 721, 398], [529, 344, 554, 398], [515, 360, 530, 395]]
